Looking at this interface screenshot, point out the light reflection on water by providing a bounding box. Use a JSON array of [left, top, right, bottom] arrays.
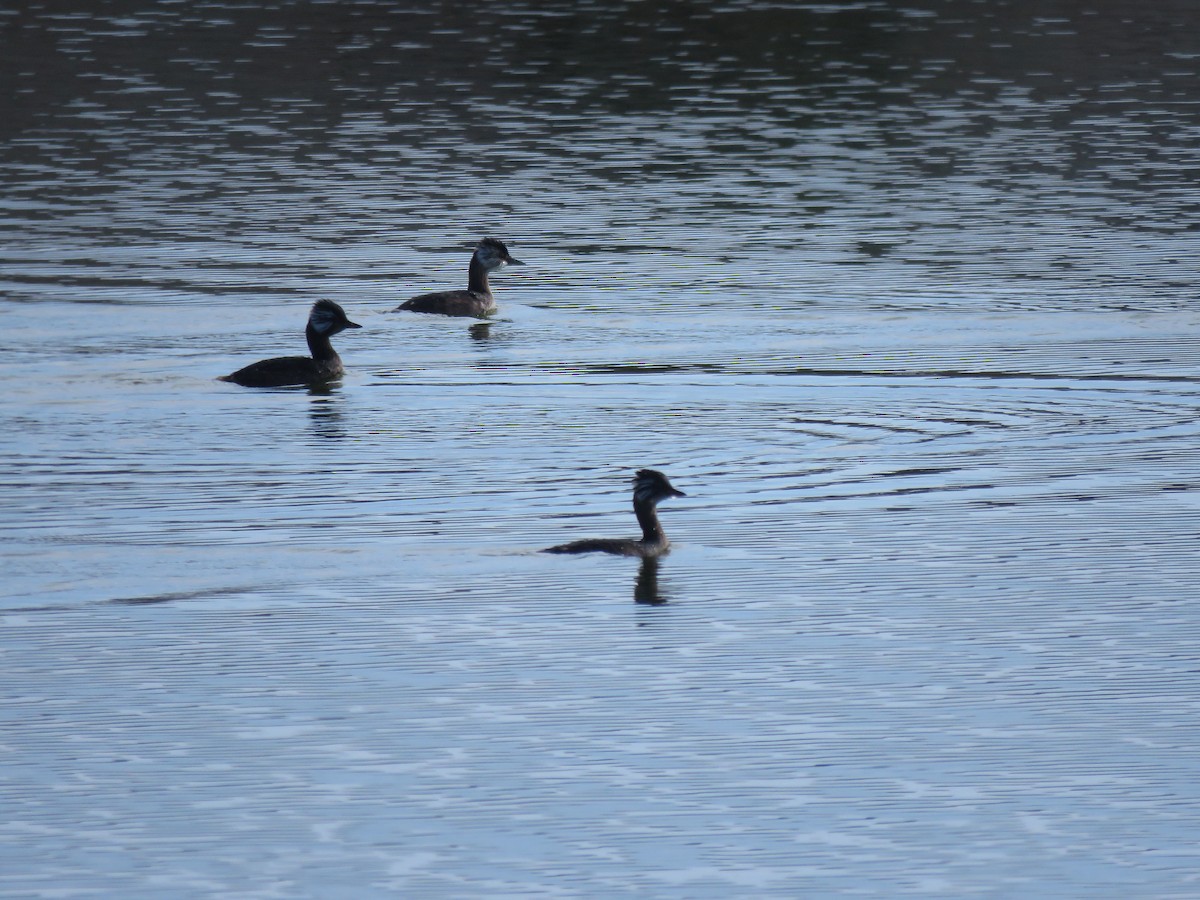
[[3, 1, 1200, 895]]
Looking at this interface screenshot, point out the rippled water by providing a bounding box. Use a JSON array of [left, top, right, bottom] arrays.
[[3, 1, 1200, 896]]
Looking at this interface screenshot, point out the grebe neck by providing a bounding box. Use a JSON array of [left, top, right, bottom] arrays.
[[634, 498, 666, 545], [467, 254, 492, 294], [306, 323, 339, 363]]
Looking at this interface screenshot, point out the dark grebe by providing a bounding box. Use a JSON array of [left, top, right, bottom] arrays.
[[544, 470, 686, 558], [219, 299, 361, 387], [394, 237, 523, 318]]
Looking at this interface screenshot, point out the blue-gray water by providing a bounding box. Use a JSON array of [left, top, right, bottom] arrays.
[[3, 2, 1199, 896]]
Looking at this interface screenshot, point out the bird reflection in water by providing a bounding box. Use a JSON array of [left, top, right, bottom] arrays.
[[308, 394, 346, 440], [634, 557, 667, 605]]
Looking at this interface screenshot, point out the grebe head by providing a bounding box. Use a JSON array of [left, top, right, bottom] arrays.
[[475, 237, 524, 271], [309, 298, 362, 336], [633, 469, 685, 506]]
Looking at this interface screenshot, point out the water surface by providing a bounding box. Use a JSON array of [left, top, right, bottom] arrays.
[[3, 2, 1199, 896]]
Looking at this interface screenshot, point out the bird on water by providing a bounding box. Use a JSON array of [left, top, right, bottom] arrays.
[[544, 469, 686, 558], [219, 299, 361, 388], [393, 237, 523, 318]]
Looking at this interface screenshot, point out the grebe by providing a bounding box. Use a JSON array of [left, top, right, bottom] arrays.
[[219, 299, 361, 387], [544, 469, 686, 558], [393, 237, 523, 318]]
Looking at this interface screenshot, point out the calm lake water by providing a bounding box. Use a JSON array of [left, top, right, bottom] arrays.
[[3, 1, 1200, 896]]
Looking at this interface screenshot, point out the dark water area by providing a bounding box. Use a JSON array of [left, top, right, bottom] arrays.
[[3, 1, 1199, 896]]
